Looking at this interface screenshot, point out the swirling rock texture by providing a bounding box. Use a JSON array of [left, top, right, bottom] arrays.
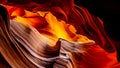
[[0, 0, 119, 68]]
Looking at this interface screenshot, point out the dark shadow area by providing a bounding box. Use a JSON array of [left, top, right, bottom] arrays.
[[74, 0, 120, 40]]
